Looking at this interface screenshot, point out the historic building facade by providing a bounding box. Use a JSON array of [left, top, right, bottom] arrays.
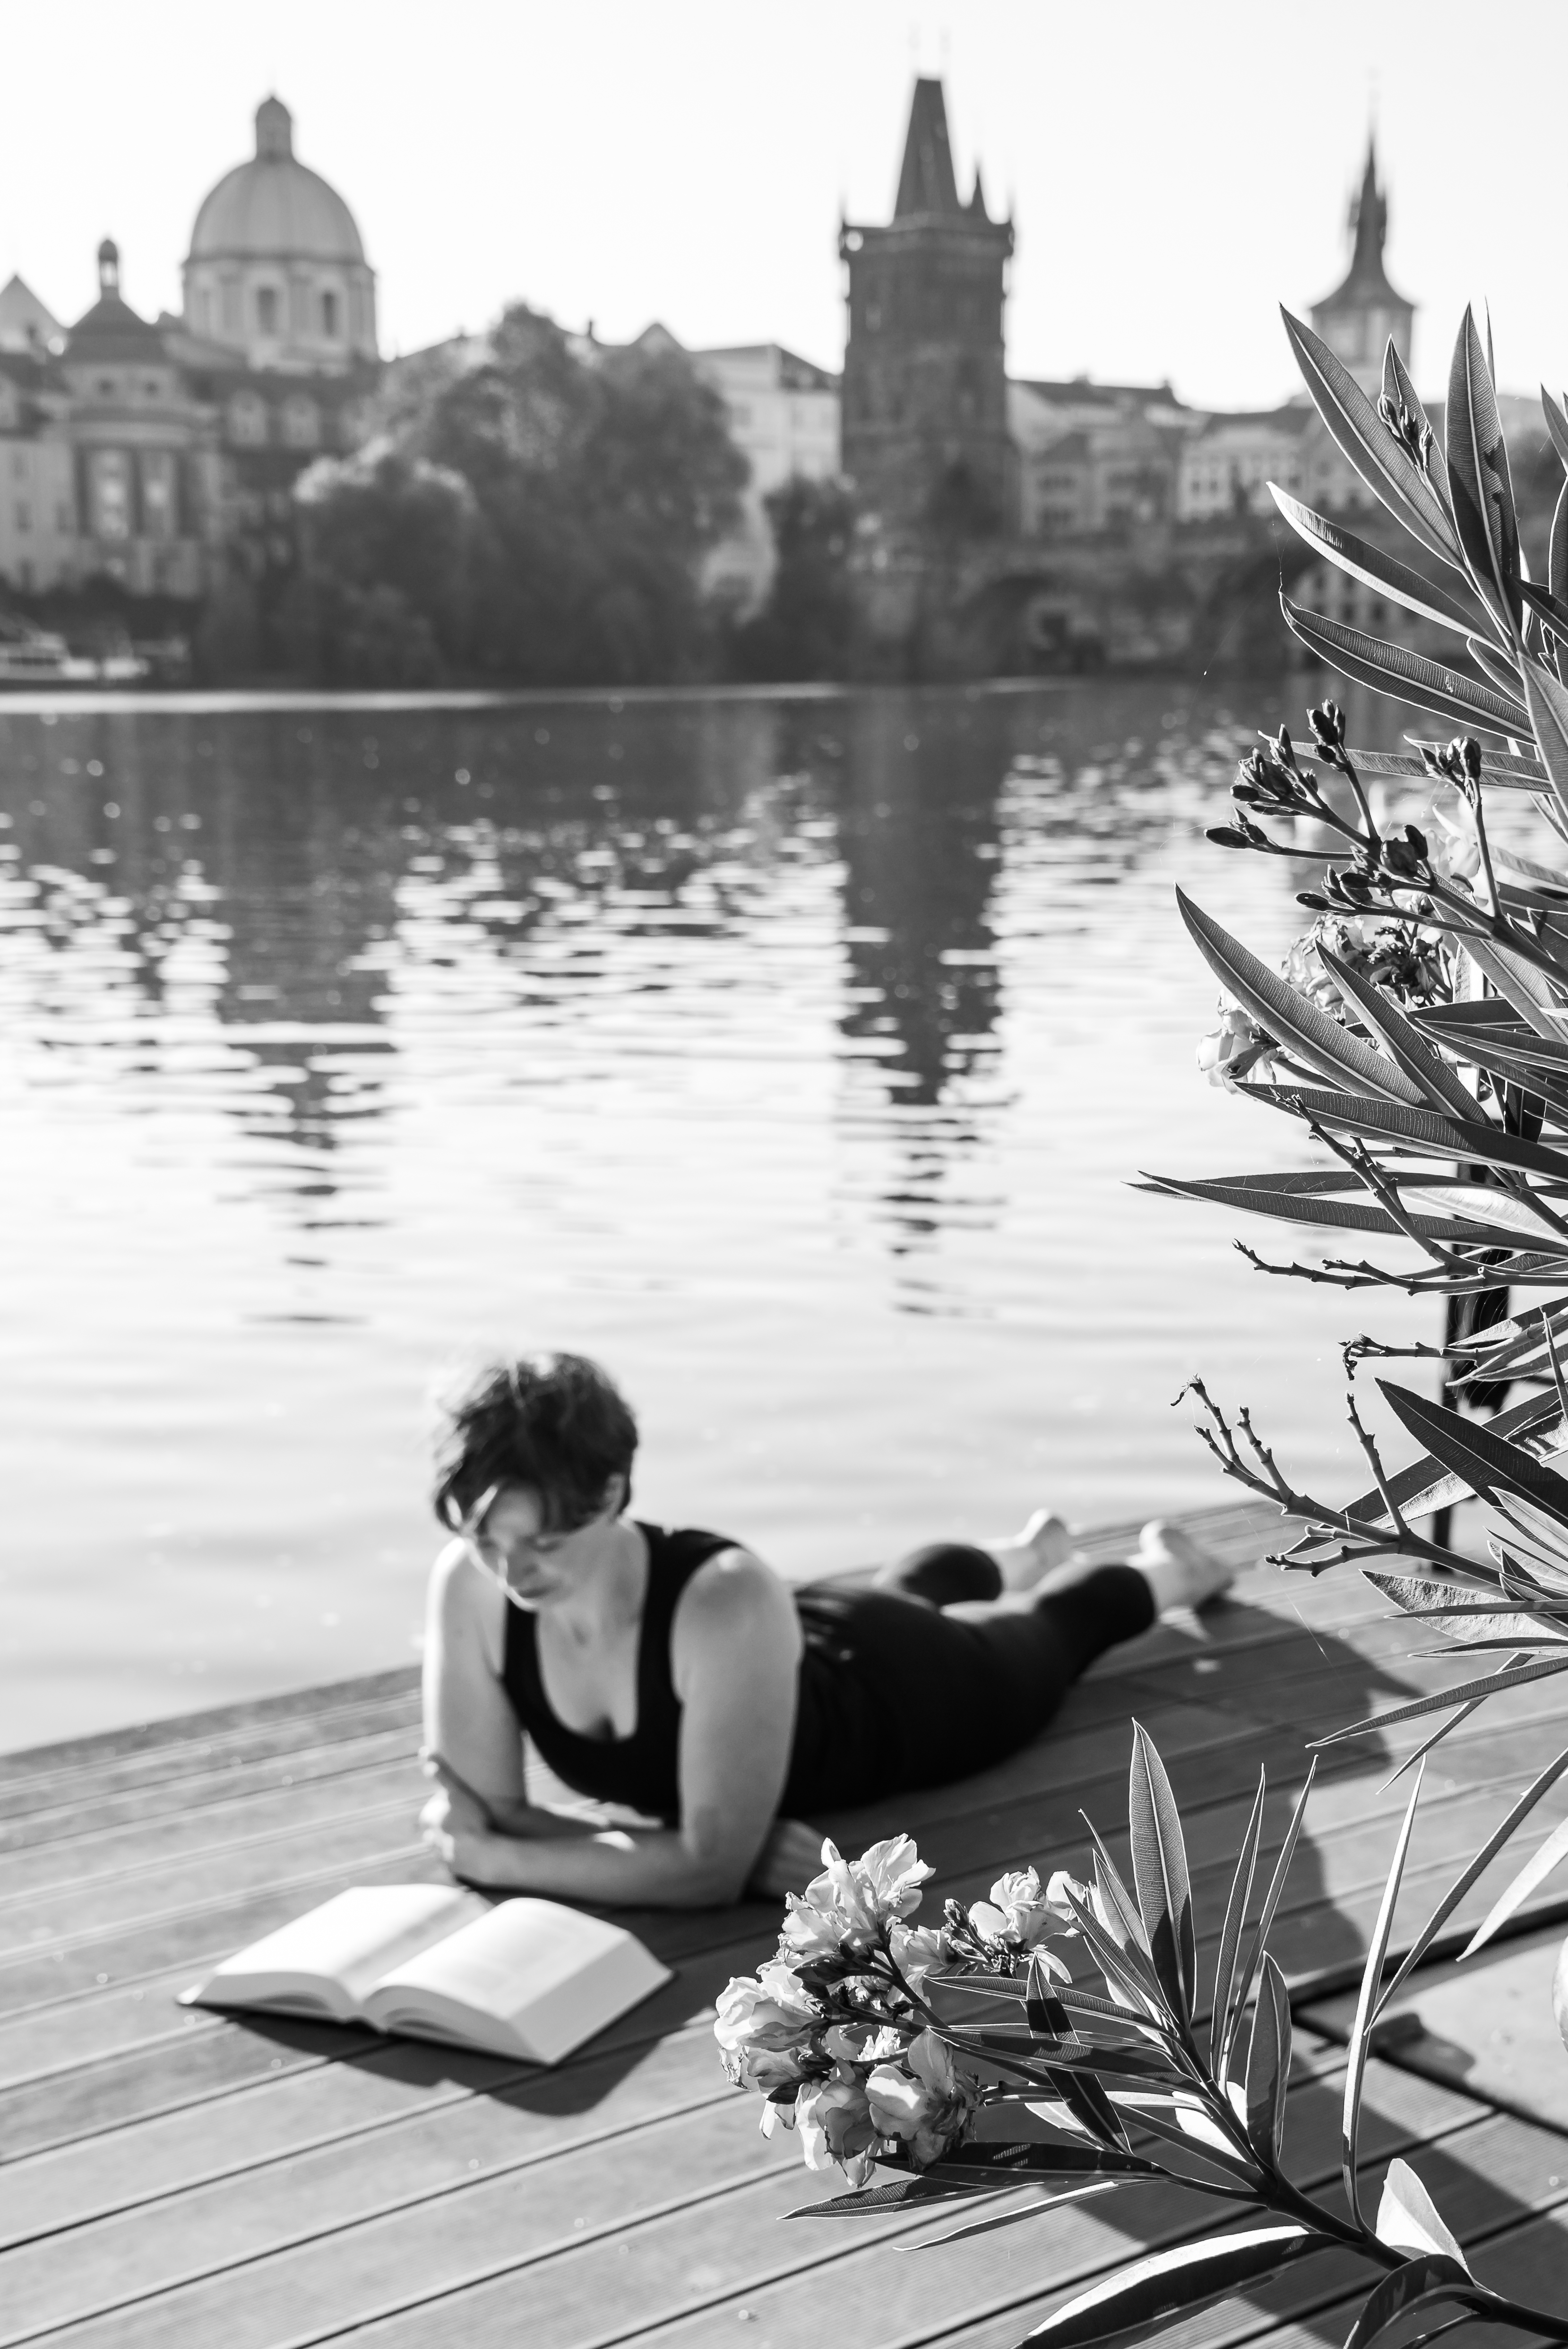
[[838, 78, 1013, 538], [0, 97, 378, 604]]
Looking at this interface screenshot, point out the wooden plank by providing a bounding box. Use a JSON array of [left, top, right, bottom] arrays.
[[0, 1678, 418, 1813], [0, 1727, 423, 1858], [272, 2054, 1489, 2349], [0, 2021, 723, 2247]]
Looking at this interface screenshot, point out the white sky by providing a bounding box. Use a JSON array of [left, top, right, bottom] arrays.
[[2, 0, 1564, 412]]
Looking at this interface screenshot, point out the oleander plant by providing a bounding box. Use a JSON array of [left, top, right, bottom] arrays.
[[716, 305, 1568, 2343]]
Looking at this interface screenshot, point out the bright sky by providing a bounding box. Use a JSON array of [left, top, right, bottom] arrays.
[[3, 0, 1564, 412]]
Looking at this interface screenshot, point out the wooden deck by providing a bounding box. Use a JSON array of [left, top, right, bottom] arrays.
[[4, 1501, 1568, 2349]]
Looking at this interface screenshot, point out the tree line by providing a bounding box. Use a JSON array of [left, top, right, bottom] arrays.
[[239, 308, 855, 688]]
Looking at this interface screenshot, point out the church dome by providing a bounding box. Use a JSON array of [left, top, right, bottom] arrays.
[[181, 98, 377, 372], [188, 99, 366, 267]]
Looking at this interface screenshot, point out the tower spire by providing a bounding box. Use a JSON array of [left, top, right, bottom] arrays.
[[894, 77, 962, 218], [1347, 135, 1387, 279]]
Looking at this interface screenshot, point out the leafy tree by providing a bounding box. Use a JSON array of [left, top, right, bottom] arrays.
[[731, 477, 856, 681], [286, 306, 747, 687]]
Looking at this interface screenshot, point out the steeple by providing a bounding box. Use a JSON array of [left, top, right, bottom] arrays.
[[97, 239, 120, 296], [967, 165, 990, 222], [1345, 138, 1390, 293], [894, 77, 962, 218], [1309, 130, 1414, 390]]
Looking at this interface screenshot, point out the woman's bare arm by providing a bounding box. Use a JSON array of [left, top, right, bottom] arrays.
[[421, 1541, 594, 1837], [423, 1549, 803, 1907]]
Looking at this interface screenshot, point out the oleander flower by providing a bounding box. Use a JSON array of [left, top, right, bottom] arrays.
[[967, 1865, 1067, 1950], [1197, 1000, 1277, 1088], [796, 2066, 879, 2185], [714, 1959, 821, 2091], [888, 1920, 947, 1994], [1426, 782, 1482, 882], [866, 2028, 978, 2168], [782, 1835, 933, 1960]]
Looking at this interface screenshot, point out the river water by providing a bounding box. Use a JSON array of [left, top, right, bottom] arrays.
[[0, 679, 1436, 1749]]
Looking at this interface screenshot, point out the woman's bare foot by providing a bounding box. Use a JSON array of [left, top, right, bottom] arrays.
[[1136, 1520, 1234, 1615], [988, 1508, 1077, 1592]]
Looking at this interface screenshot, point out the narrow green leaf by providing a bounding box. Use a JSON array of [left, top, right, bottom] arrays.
[[1396, 1181, 1568, 1251], [1244, 1953, 1291, 2168], [1460, 1809, 1568, 1959], [1447, 308, 1523, 635], [1268, 490, 1479, 638], [1080, 1819, 1155, 1959], [1310, 1652, 1568, 1744], [1520, 658, 1568, 831], [1175, 888, 1424, 1105], [1343, 2257, 1481, 2349], [1127, 1724, 1196, 2035], [1146, 1170, 1529, 1249], [1210, 1770, 1265, 2074], [1344, 1769, 1425, 2229], [1221, 1761, 1317, 2083], [1469, 634, 1526, 700], [906, 2178, 1126, 2249], [1314, 948, 1482, 1122], [1280, 598, 1528, 740], [1376, 1734, 1568, 2009], [1349, 746, 1545, 788], [1343, 1390, 1564, 1529], [1017, 2225, 1319, 2349], [1282, 308, 1460, 564], [1542, 388, 1568, 476], [1401, 740, 1547, 786], [1058, 1885, 1171, 2025], [1361, 1574, 1557, 1647], [1252, 1079, 1568, 1184], [1378, 1380, 1568, 1523]]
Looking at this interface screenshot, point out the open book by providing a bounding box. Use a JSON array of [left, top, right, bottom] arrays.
[[181, 1884, 671, 2064]]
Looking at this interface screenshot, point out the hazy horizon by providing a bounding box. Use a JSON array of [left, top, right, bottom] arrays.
[[4, 0, 1565, 411]]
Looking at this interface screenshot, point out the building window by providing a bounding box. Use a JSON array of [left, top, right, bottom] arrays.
[[141, 452, 176, 540], [90, 449, 131, 541], [98, 377, 115, 396], [321, 289, 339, 338], [256, 286, 279, 336], [229, 393, 268, 446], [15, 502, 31, 533], [282, 396, 319, 448]]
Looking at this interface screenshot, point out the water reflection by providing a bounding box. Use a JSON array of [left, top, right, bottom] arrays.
[[0, 679, 1440, 1745]]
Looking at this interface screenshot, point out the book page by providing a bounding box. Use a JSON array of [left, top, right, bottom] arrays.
[[191, 1884, 484, 2017], [365, 1898, 670, 2059]]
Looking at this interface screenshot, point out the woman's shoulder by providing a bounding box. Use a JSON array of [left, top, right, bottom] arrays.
[[663, 1530, 796, 1640]]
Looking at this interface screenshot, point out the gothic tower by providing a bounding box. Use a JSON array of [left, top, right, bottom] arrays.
[[839, 78, 1014, 537], [1310, 138, 1414, 392]]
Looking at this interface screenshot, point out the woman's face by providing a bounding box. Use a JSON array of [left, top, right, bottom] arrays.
[[453, 1481, 616, 1609]]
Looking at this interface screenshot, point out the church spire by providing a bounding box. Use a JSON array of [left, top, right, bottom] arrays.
[[894, 77, 962, 218], [1347, 137, 1387, 282]]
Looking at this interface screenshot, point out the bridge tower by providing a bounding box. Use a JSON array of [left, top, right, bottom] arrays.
[[839, 79, 1014, 539]]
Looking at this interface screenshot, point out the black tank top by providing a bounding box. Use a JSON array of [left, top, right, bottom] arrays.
[[501, 1523, 732, 1826], [500, 1522, 935, 1825]]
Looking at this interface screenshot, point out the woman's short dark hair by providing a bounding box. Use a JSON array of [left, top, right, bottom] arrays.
[[432, 1353, 638, 1532]]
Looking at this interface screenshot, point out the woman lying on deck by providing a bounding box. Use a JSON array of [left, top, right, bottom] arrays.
[[420, 1352, 1234, 1909]]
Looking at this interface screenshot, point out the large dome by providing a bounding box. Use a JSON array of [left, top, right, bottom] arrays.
[[188, 98, 366, 266], [181, 98, 377, 371]]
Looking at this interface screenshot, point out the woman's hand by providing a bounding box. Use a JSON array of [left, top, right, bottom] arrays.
[[747, 1816, 825, 1902], [419, 1780, 508, 1884]]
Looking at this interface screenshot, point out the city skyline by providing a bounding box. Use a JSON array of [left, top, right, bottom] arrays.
[[3, 0, 1565, 414]]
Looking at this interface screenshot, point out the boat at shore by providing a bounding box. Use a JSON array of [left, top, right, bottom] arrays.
[[0, 615, 155, 688]]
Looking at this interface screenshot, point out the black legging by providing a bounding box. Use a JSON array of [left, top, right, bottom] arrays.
[[782, 1543, 1154, 1810]]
